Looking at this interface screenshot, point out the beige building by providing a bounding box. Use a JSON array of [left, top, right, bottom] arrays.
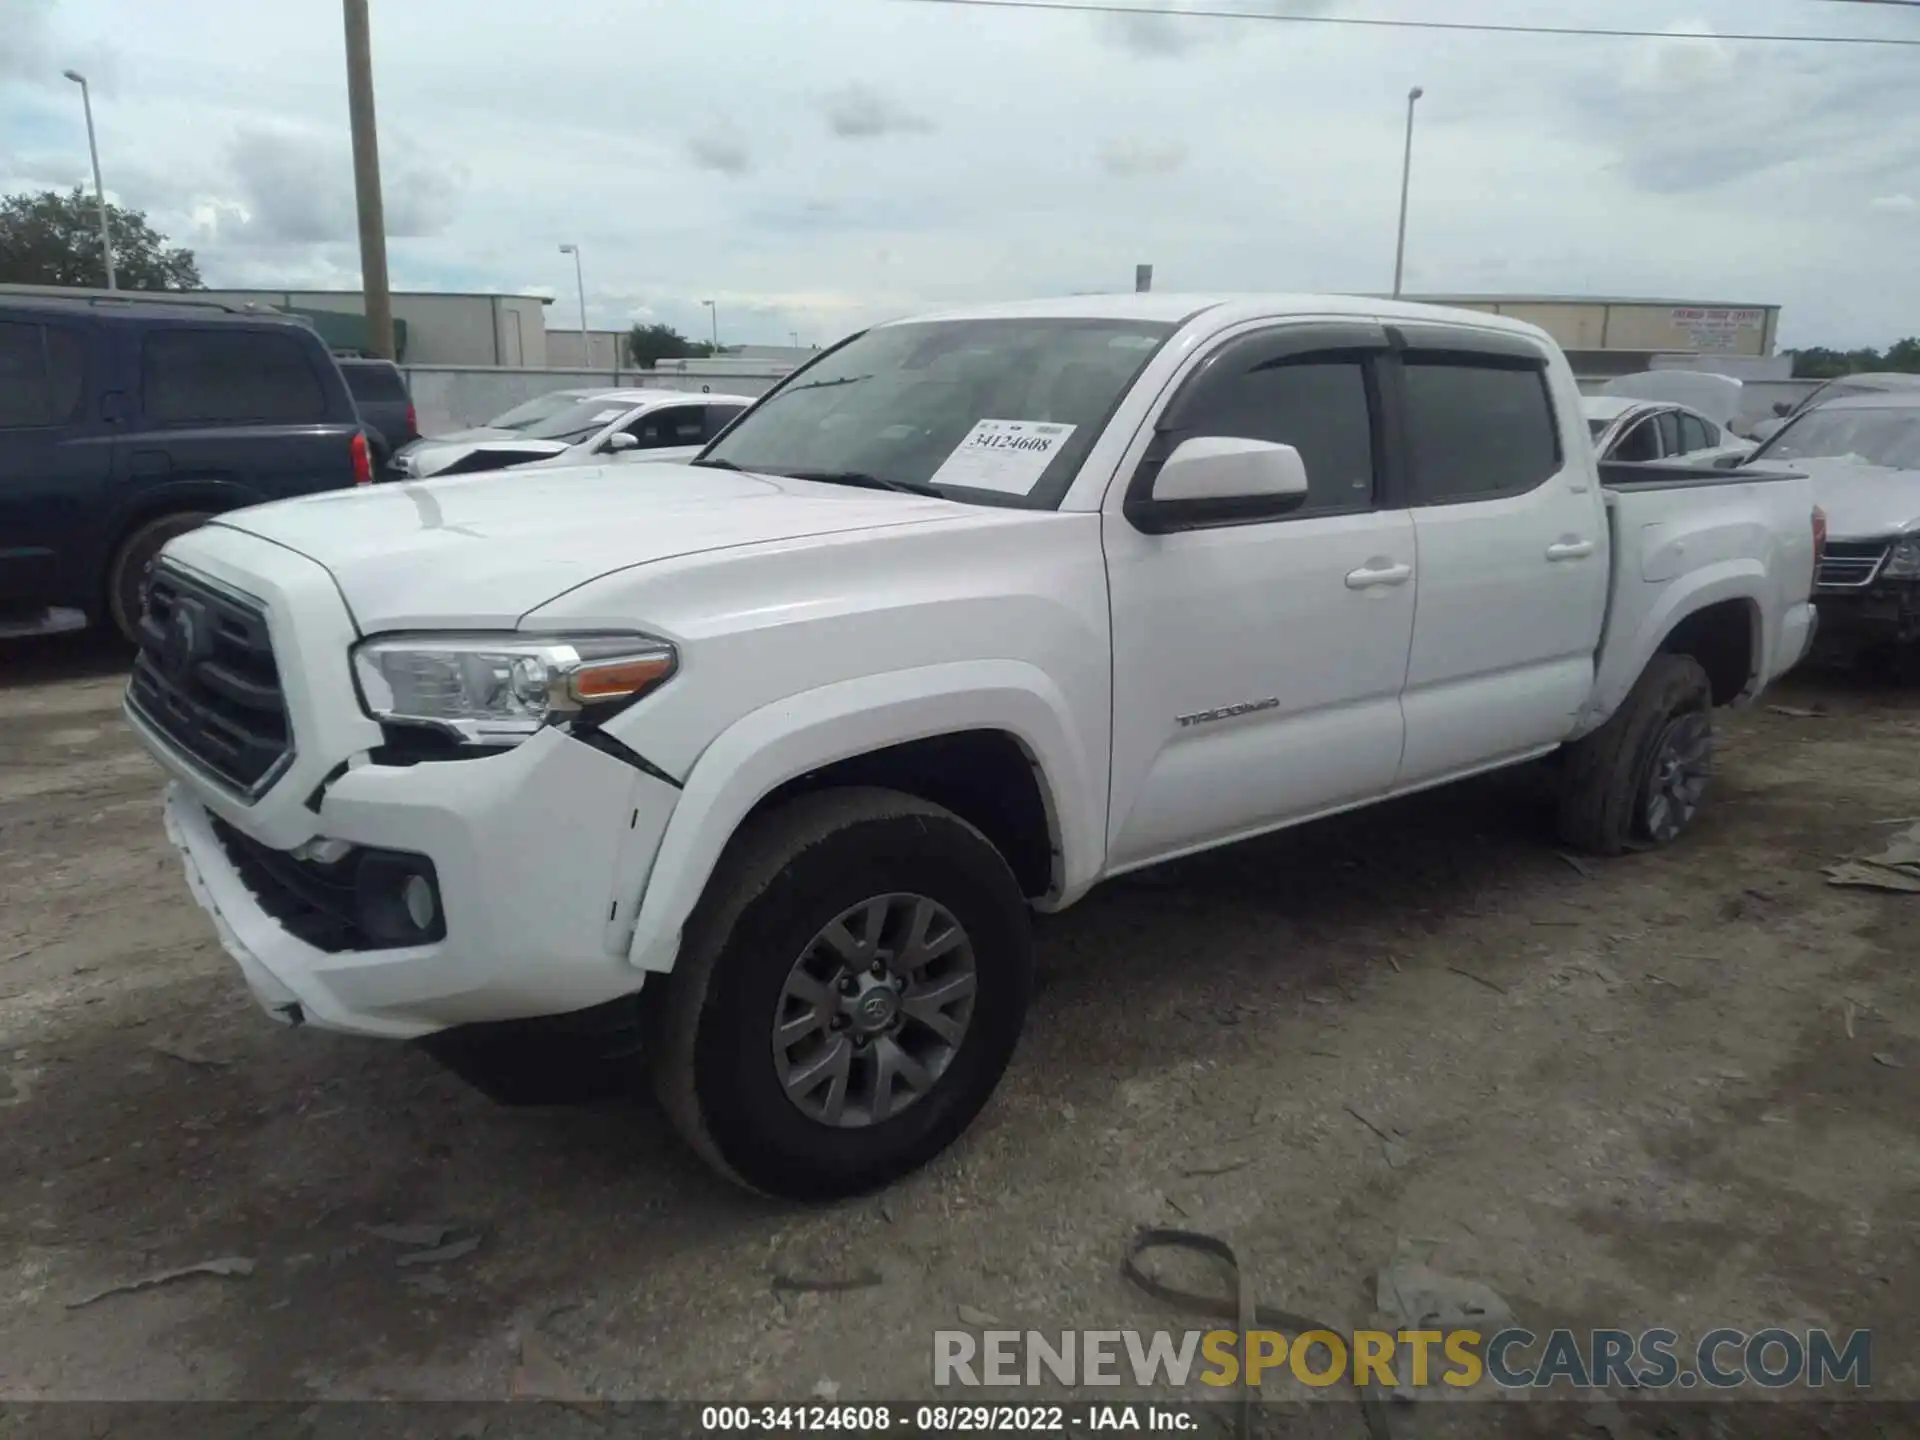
[[1403, 295, 1783, 379], [191, 289, 554, 367]]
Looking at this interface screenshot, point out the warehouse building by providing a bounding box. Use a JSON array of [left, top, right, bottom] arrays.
[[1401, 295, 1787, 380], [189, 288, 554, 367]]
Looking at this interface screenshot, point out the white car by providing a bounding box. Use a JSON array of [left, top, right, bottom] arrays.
[[393, 388, 752, 479], [125, 293, 1818, 1200], [1583, 396, 1753, 468]]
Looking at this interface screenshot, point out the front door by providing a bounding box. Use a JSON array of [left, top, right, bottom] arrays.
[[1103, 322, 1417, 872]]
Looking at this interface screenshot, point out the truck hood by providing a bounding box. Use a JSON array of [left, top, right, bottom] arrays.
[[210, 463, 974, 631], [1758, 457, 1920, 540]]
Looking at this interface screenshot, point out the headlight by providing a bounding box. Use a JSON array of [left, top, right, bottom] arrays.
[[1883, 535, 1920, 580], [351, 632, 676, 746]]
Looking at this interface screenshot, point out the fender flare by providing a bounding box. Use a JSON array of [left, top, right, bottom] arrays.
[[1580, 560, 1766, 735], [622, 660, 1102, 974]]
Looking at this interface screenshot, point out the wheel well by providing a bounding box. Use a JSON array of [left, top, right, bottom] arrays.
[[751, 731, 1059, 899], [1659, 599, 1756, 705], [98, 498, 231, 604]]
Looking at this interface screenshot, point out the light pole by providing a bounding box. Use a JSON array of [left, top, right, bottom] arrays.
[[61, 70, 114, 290], [1392, 86, 1424, 299], [559, 244, 588, 365], [702, 298, 718, 352]]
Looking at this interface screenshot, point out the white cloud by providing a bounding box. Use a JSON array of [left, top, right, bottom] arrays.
[[1869, 194, 1918, 215]]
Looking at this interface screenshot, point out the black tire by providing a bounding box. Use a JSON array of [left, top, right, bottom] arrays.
[[107, 512, 213, 644], [1556, 653, 1714, 856], [651, 787, 1032, 1200]]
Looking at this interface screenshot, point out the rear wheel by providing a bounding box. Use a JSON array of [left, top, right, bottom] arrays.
[[1556, 654, 1714, 856], [107, 512, 212, 644], [652, 787, 1032, 1200]]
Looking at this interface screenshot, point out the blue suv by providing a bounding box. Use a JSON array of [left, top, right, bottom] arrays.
[[0, 291, 370, 644]]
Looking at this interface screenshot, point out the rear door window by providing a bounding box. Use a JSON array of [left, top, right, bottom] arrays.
[[1401, 355, 1562, 502], [1655, 410, 1682, 456], [143, 328, 328, 425], [1677, 412, 1716, 452], [705, 403, 747, 440]]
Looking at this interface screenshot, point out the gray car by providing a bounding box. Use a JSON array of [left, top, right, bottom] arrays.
[[1751, 392, 1920, 650]]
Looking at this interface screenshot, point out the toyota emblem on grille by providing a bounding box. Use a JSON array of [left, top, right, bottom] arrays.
[[164, 598, 210, 676]]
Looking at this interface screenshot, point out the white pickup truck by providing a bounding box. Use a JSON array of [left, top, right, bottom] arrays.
[[124, 294, 1820, 1199]]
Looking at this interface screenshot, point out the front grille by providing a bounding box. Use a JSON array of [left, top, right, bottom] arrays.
[[127, 564, 292, 794], [1816, 541, 1890, 591]]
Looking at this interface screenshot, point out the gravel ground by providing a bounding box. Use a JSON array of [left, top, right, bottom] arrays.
[[1, 636, 1916, 1424]]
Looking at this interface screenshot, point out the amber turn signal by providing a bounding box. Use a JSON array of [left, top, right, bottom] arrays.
[[566, 651, 676, 705]]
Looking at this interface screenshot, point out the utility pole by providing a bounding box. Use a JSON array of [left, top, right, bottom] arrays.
[[62, 71, 114, 290], [343, 0, 395, 359], [702, 298, 719, 352], [1392, 86, 1424, 300]]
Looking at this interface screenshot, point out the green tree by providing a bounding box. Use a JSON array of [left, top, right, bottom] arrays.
[[625, 321, 717, 369], [0, 188, 202, 290], [1883, 337, 1920, 373]]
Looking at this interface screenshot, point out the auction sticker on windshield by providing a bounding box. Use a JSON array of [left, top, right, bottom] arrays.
[[930, 419, 1077, 496]]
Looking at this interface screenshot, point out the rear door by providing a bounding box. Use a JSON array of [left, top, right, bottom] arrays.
[[1392, 325, 1608, 786], [0, 313, 111, 614], [129, 324, 346, 503]]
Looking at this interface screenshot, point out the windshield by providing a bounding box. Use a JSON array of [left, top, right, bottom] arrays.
[[1754, 406, 1920, 469], [699, 317, 1176, 507], [485, 391, 590, 432]]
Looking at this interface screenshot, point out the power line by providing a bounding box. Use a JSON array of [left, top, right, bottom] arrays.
[[1798, 0, 1920, 9], [895, 0, 1920, 46]]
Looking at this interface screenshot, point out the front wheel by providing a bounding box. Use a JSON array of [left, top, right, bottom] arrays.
[[106, 512, 213, 644], [652, 788, 1032, 1200], [1556, 653, 1714, 856]]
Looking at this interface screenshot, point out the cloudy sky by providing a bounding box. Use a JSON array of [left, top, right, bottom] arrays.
[[2, 0, 1916, 349]]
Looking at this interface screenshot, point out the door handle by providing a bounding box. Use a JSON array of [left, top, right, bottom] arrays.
[[1345, 562, 1413, 590], [1546, 540, 1595, 561]]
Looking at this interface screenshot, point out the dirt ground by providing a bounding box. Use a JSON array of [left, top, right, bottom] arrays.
[[2, 635, 1916, 1423]]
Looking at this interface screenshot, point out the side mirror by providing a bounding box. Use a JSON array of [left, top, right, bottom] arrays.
[[1127, 437, 1310, 533], [605, 432, 639, 453], [1773, 401, 1794, 417]]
